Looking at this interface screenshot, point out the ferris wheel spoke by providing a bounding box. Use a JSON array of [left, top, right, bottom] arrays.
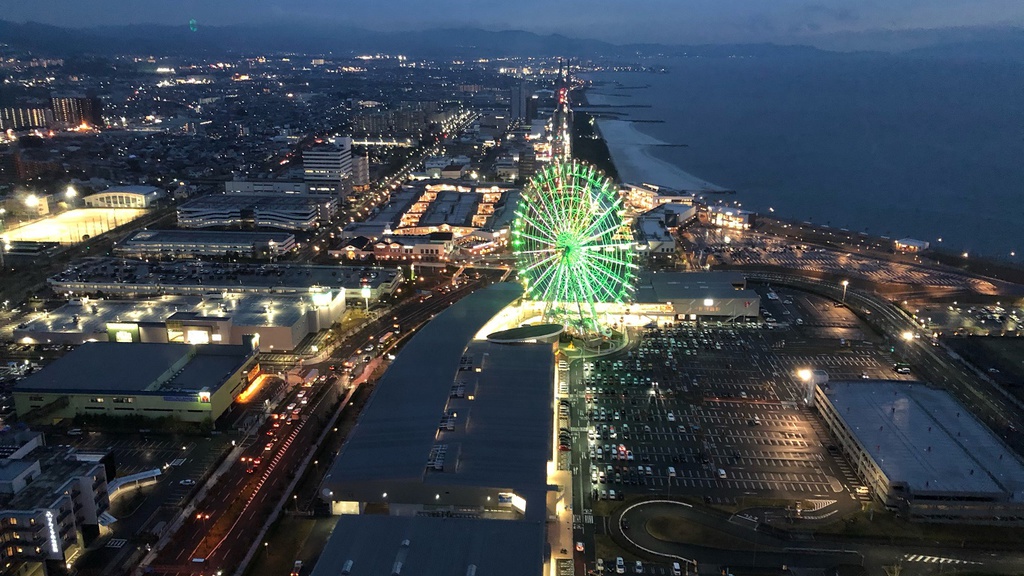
[[520, 250, 559, 274], [579, 198, 622, 241], [514, 226, 557, 247]]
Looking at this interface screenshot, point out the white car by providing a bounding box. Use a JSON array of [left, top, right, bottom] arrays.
[[616, 557, 625, 574], [635, 561, 644, 574], [178, 479, 196, 486]]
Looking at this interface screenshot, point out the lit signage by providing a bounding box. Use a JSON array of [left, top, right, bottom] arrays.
[[45, 510, 59, 554], [198, 391, 211, 403], [311, 290, 332, 307], [186, 329, 211, 345], [360, 286, 371, 299], [510, 493, 527, 514], [107, 322, 140, 343]]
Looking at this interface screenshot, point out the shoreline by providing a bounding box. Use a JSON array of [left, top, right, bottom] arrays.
[[585, 88, 730, 193]]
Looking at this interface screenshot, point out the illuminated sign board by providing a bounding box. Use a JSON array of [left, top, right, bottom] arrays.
[[198, 391, 211, 403], [106, 322, 140, 343], [311, 290, 332, 307], [45, 510, 59, 554]]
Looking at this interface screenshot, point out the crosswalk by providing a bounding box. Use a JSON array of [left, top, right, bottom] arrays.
[[106, 538, 128, 549], [901, 554, 981, 565]]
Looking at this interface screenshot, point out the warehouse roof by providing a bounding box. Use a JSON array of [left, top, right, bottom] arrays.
[[821, 380, 1024, 499]]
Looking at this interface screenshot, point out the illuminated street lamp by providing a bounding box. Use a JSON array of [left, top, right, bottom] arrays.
[[841, 280, 849, 303], [65, 186, 77, 200], [23, 194, 39, 208], [901, 331, 915, 341]]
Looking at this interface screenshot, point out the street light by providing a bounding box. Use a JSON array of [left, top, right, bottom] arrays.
[[65, 186, 77, 200], [841, 280, 849, 303]]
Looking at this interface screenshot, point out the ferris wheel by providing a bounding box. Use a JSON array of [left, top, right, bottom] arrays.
[[512, 161, 635, 332]]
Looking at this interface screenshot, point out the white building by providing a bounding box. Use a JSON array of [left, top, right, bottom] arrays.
[[224, 180, 309, 195], [177, 194, 335, 231], [304, 140, 352, 186], [83, 185, 164, 209]]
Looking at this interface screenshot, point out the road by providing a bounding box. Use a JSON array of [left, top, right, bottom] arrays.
[[141, 275, 489, 575], [613, 499, 1024, 575]]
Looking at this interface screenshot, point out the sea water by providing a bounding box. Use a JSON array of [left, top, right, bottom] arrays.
[[584, 53, 1024, 258]]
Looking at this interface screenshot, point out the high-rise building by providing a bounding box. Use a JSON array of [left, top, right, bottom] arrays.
[[511, 84, 529, 121], [0, 107, 53, 131], [50, 95, 102, 127], [303, 139, 352, 197], [352, 155, 370, 187]]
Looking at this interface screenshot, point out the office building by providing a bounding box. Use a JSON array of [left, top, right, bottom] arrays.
[[177, 194, 336, 231], [114, 229, 296, 260], [816, 380, 1024, 524], [224, 180, 309, 196], [303, 140, 352, 196], [14, 341, 260, 424]]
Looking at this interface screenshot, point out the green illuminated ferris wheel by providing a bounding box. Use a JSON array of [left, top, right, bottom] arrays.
[[512, 161, 635, 333]]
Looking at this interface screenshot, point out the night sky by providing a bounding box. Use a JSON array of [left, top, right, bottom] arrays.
[[6, 0, 1024, 44]]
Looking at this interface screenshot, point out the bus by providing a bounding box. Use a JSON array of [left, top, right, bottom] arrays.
[[379, 331, 394, 346]]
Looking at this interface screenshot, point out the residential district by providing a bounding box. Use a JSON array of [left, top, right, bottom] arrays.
[[1, 43, 1024, 576]]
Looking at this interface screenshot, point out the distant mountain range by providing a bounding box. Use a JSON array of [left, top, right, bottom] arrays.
[[1, 19, 1023, 60]]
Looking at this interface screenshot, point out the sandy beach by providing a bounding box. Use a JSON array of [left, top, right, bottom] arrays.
[[586, 90, 728, 193], [593, 118, 729, 192]]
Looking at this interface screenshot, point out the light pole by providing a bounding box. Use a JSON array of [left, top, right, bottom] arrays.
[[841, 280, 849, 304]]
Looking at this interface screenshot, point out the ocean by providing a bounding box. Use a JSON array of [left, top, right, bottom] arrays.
[[583, 54, 1024, 259]]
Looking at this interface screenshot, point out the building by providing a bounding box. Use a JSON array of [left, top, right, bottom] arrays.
[[634, 204, 696, 260], [0, 107, 52, 131], [338, 182, 520, 244], [177, 194, 336, 231], [14, 341, 260, 424], [895, 238, 930, 252], [815, 380, 1024, 524], [351, 155, 370, 187], [14, 290, 345, 352], [706, 205, 754, 230], [371, 232, 455, 262], [83, 185, 164, 209], [510, 84, 529, 121], [50, 95, 102, 127], [224, 180, 309, 196], [316, 283, 548, 576], [48, 257, 402, 304], [303, 140, 352, 195], [1, 440, 110, 574], [309, 515, 543, 576], [624, 183, 695, 212], [114, 229, 296, 259], [633, 271, 760, 323]]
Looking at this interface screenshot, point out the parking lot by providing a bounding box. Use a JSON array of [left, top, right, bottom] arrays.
[[573, 287, 905, 519]]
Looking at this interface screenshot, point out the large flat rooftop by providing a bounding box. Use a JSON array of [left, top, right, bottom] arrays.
[[48, 257, 400, 294], [635, 270, 752, 303], [119, 229, 295, 245], [178, 193, 329, 211], [323, 284, 548, 493], [309, 514, 544, 576], [821, 380, 1024, 499], [11, 293, 320, 339], [14, 341, 254, 395]]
